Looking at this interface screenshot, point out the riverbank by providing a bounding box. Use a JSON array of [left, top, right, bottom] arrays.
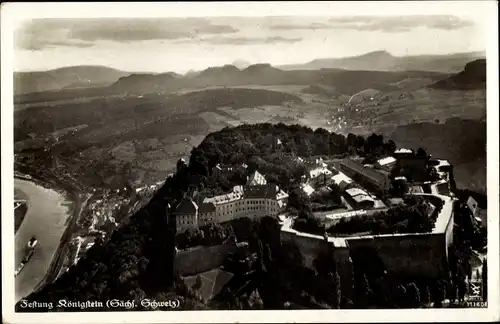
[[14, 167, 85, 301], [14, 203, 28, 233]]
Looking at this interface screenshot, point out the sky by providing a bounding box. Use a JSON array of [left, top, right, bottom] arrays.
[[10, 3, 490, 74]]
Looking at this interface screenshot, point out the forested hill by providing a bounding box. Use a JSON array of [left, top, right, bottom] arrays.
[[16, 123, 366, 311], [430, 59, 486, 90], [15, 123, 466, 311]]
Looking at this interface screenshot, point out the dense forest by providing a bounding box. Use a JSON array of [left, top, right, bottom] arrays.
[[16, 123, 486, 311]]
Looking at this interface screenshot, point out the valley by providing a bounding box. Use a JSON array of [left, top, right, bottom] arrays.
[[14, 58, 486, 195]]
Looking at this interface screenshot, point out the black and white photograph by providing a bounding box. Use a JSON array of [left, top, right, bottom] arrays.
[[1, 2, 499, 323]]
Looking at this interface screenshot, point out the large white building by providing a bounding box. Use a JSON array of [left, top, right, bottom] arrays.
[[173, 171, 288, 232], [340, 158, 391, 194]]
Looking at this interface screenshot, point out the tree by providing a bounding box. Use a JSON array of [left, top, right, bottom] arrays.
[[384, 140, 397, 155], [327, 270, 341, 309], [433, 280, 446, 308], [457, 275, 467, 304], [482, 258, 487, 301], [406, 282, 421, 308], [416, 148, 428, 159], [193, 275, 203, 291], [421, 285, 431, 307], [395, 284, 407, 308], [247, 289, 264, 310], [354, 274, 372, 307]]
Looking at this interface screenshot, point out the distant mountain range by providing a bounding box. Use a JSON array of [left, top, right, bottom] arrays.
[[96, 64, 448, 97], [278, 50, 485, 73], [13, 51, 486, 102], [429, 59, 486, 90], [14, 66, 132, 95]]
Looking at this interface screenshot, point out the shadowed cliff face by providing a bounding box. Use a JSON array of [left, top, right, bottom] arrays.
[[430, 59, 486, 90]]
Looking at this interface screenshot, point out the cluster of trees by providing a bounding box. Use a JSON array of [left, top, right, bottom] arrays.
[[176, 222, 236, 250], [189, 123, 398, 192], [348, 246, 460, 308], [328, 196, 443, 236]]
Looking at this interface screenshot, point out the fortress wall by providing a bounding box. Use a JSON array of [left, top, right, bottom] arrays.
[[175, 243, 237, 276], [282, 227, 449, 279], [347, 233, 447, 278]]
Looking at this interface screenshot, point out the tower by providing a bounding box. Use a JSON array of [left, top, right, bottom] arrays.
[[176, 158, 187, 173]]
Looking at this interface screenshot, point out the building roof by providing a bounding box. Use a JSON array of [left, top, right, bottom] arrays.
[[183, 268, 234, 302], [331, 171, 353, 189], [204, 191, 242, 205], [345, 187, 371, 198], [409, 186, 424, 194], [276, 187, 289, 200], [247, 170, 267, 186], [341, 159, 388, 186], [233, 185, 244, 194], [436, 159, 451, 167], [394, 148, 413, 154], [325, 209, 368, 220], [301, 184, 315, 196], [389, 198, 404, 206], [243, 184, 277, 199], [199, 202, 216, 213], [174, 198, 198, 214], [309, 167, 333, 179], [467, 196, 479, 214], [351, 194, 375, 203], [377, 156, 396, 166]]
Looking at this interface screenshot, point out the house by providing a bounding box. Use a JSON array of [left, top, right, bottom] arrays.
[[173, 198, 199, 232], [394, 148, 413, 156], [301, 184, 315, 197], [212, 164, 223, 177], [198, 202, 217, 226], [345, 188, 375, 209], [203, 191, 244, 223], [308, 167, 333, 187], [340, 158, 391, 194], [247, 170, 267, 186], [175, 170, 287, 232], [242, 184, 280, 219], [375, 156, 397, 171], [276, 186, 289, 211], [331, 171, 354, 192]]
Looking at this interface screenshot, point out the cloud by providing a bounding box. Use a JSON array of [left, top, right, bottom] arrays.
[[269, 22, 332, 31], [16, 18, 239, 50], [22, 40, 95, 51], [328, 15, 476, 32], [177, 35, 302, 45], [267, 15, 475, 32], [69, 18, 238, 42]]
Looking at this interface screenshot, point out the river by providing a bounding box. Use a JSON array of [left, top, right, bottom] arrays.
[[14, 178, 72, 302]]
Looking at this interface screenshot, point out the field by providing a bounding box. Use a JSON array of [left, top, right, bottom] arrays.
[[14, 68, 486, 194]]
